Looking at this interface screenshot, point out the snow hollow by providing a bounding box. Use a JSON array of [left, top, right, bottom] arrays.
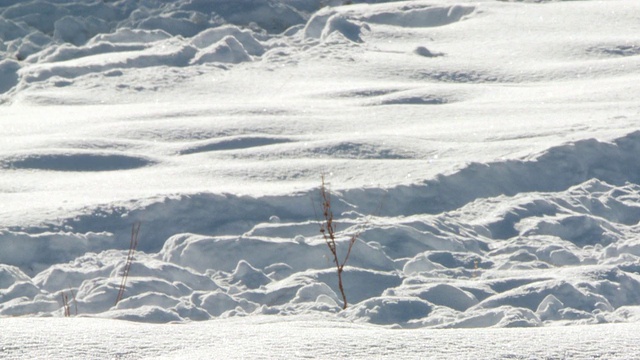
[[2, 0, 640, 357]]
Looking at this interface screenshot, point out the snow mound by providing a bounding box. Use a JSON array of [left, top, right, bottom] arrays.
[[0, 265, 30, 289], [191, 36, 252, 65], [292, 283, 339, 304], [35, 43, 149, 64], [391, 283, 479, 311], [20, 39, 198, 84], [343, 296, 433, 326], [320, 14, 369, 43], [88, 28, 172, 46], [360, 3, 475, 28], [102, 305, 183, 323], [191, 26, 265, 56], [304, 2, 474, 41], [229, 260, 271, 289], [444, 306, 542, 328]]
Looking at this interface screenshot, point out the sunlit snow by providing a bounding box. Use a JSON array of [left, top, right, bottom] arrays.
[[1, 0, 640, 358]]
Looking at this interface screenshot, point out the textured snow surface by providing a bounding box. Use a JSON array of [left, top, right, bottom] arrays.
[[2, 0, 640, 355], [2, 316, 640, 359]]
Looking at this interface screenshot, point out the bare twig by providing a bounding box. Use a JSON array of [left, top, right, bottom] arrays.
[[115, 222, 141, 306], [318, 175, 360, 310], [61, 292, 71, 317]]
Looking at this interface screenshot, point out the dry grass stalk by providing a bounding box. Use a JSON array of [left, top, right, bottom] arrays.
[[115, 222, 141, 305], [61, 288, 78, 316], [61, 292, 71, 317], [319, 175, 359, 310]]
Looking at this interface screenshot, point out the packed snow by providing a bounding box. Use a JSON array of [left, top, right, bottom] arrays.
[[1, 0, 640, 357]]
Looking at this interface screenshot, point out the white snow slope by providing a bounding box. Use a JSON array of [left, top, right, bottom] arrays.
[[2, 0, 640, 357]]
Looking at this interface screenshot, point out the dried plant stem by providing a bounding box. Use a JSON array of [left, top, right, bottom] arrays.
[[61, 292, 71, 317], [319, 175, 358, 310], [115, 222, 141, 306]]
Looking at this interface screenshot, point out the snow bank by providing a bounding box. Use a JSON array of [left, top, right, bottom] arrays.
[[2, 0, 640, 333], [191, 36, 252, 65], [2, 132, 640, 327], [305, 2, 474, 40], [190, 26, 265, 56], [20, 39, 198, 83], [0, 0, 324, 97]]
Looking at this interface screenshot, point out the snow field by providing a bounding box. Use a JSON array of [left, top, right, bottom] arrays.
[[4, 316, 640, 359], [1, 0, 640, 341]]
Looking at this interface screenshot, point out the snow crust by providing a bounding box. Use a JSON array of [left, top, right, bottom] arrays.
[[2, 316, 640, 359], [2, 0, 640, 353]]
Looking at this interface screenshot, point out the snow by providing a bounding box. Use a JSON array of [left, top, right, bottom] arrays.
[[2, 316, 640, 359], [2, 0, 640, 357]]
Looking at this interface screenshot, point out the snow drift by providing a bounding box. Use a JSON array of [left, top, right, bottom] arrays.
[[1, 0, 640, 333]]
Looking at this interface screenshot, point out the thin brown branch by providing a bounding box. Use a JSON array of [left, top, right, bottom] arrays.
[[318, 175, 356, 310], [340, 235, 358, 270], [61, 292, 70, 317], [115, 222, 141, 306]]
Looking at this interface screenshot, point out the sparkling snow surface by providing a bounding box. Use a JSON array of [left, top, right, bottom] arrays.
[[2, 0, 640, 358], [2, 316, 640, 359]]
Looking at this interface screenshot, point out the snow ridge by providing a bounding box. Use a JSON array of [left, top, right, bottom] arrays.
[[3, 132, 640, 328]]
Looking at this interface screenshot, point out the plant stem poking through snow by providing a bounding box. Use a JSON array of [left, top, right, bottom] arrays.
[[61, 288, 78, 317], [61, 292, 70, 317], [115, 222, 141, 306], [319, 175, 358, 310]]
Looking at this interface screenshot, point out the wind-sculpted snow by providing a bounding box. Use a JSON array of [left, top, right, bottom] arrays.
[[1, 0, 640, 340], [0, 0, 313, 96], [0, 0, 480, 98], [3, 132, 640, 328], [20, 39, 199, 83], [304, 3, 474, 40]]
